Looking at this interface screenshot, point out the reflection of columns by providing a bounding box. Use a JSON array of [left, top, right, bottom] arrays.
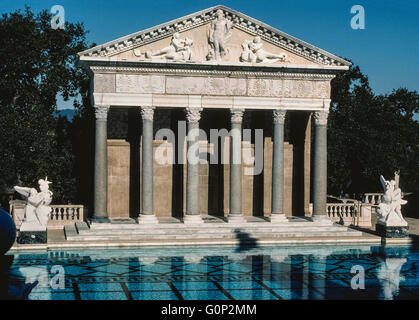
[[93, 105, 110, 220], [312, 110, 329, 222], [184, 107, 203, 224], [308, 255, 326, 299], [138, 106, 158, 223], [229, 109, 246, 223], [271, 110, 288, 223]]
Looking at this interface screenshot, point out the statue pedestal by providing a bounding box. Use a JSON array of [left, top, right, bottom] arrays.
[[17, 222, 47, 244], [376, 222, 409, 238]]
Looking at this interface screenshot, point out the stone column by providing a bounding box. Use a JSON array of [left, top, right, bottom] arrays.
[[228, 109, 246, 223], [93, 105, 110, 221], [271, 110, 288, 223], [184, 107, 204, 224], [312, 110, 330, 223], [138, 106, 158, 223]]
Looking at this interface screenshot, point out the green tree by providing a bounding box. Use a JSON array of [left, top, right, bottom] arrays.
[[0, 7, 88, 205], [328, 62, 419, 198]]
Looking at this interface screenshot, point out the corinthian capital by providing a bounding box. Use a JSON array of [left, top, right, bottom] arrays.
[[273, 110, 287, 124], [185, 107, 203, 123], [313, 110, 329, 126], [140, 106, 155, 121], [95, 105, 110, 120], [230, 108, 245, 124]]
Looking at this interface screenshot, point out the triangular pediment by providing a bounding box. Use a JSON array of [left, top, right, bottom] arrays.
[[79, 5, 350, 67]]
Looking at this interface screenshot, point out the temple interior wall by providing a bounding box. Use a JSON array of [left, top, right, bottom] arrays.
[[106, 108, 310, 219]]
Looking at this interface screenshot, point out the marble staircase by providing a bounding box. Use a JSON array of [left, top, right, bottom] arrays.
[[64, 216, 363, 243]]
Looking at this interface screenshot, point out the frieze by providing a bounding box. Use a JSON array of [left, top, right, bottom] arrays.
[[248, 79, 330, 98], [166, 76, 247, 95], [107, 72, 330, 98], [116, 74, 165, 93]]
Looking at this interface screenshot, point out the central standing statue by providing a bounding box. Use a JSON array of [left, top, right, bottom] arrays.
[[207, 9, 233, 61]]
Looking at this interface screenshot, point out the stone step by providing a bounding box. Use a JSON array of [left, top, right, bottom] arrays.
[[88, 219, 333, 230], [77, 226, 350, 236], [67, 228, 362, 241], [87, 221, 335, 231], [80, 230, 347, 238], [67, 233, 361, 241]]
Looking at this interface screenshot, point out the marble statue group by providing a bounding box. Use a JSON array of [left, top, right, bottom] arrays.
[[134, 9, 289, 64], [14, 178, 53, 229], [145, 32, 194, 62], [240, 36, 288, 63], [376, 172, 408, 227]]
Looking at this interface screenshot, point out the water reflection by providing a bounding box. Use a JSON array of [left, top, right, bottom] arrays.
[[1, 244, 417, 300], [375, 246, 410, 300], [377, 257, 406, 299]]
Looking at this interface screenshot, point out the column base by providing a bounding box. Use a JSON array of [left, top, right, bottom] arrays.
[[310, 215, 333, 225], [183, 214, 204, 224], [228, 214, 247, 224], [138, 214, 159, 224], [270, 213, 288, 223], [90, 217, 111, 224]]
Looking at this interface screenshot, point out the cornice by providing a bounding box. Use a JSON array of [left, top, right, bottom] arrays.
[[88, 63, 337, 80]]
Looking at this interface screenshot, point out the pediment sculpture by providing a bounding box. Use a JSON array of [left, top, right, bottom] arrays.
[[206, 9, 233, 61], [240, 36, 288, 63], [14, 178, 53, 229], [139, 32, 194, 62]]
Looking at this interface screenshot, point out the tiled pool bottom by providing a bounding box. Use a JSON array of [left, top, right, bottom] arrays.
[[2, 244, 419, 300]]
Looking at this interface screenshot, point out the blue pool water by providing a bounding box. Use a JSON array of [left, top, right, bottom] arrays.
[[1, 244, 419, 300]]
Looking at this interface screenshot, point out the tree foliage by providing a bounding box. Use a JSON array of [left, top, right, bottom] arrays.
[[328, 61, 419, 197], [0, 7, 89, 204]]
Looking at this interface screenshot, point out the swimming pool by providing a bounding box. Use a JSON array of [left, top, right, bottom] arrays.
[[1, 244, 418, 300]]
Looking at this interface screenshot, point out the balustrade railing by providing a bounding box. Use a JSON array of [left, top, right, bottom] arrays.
[[364, 193, 383, 205], [327, 203, 357, 219], [326, 201, 370, 227], [49, 205, 84, 227]]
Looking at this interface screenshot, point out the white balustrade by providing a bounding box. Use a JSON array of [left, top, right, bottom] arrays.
[[326, 202, 370, 227], [364, 193, 383, 205], [49, 205, 84, 226]]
